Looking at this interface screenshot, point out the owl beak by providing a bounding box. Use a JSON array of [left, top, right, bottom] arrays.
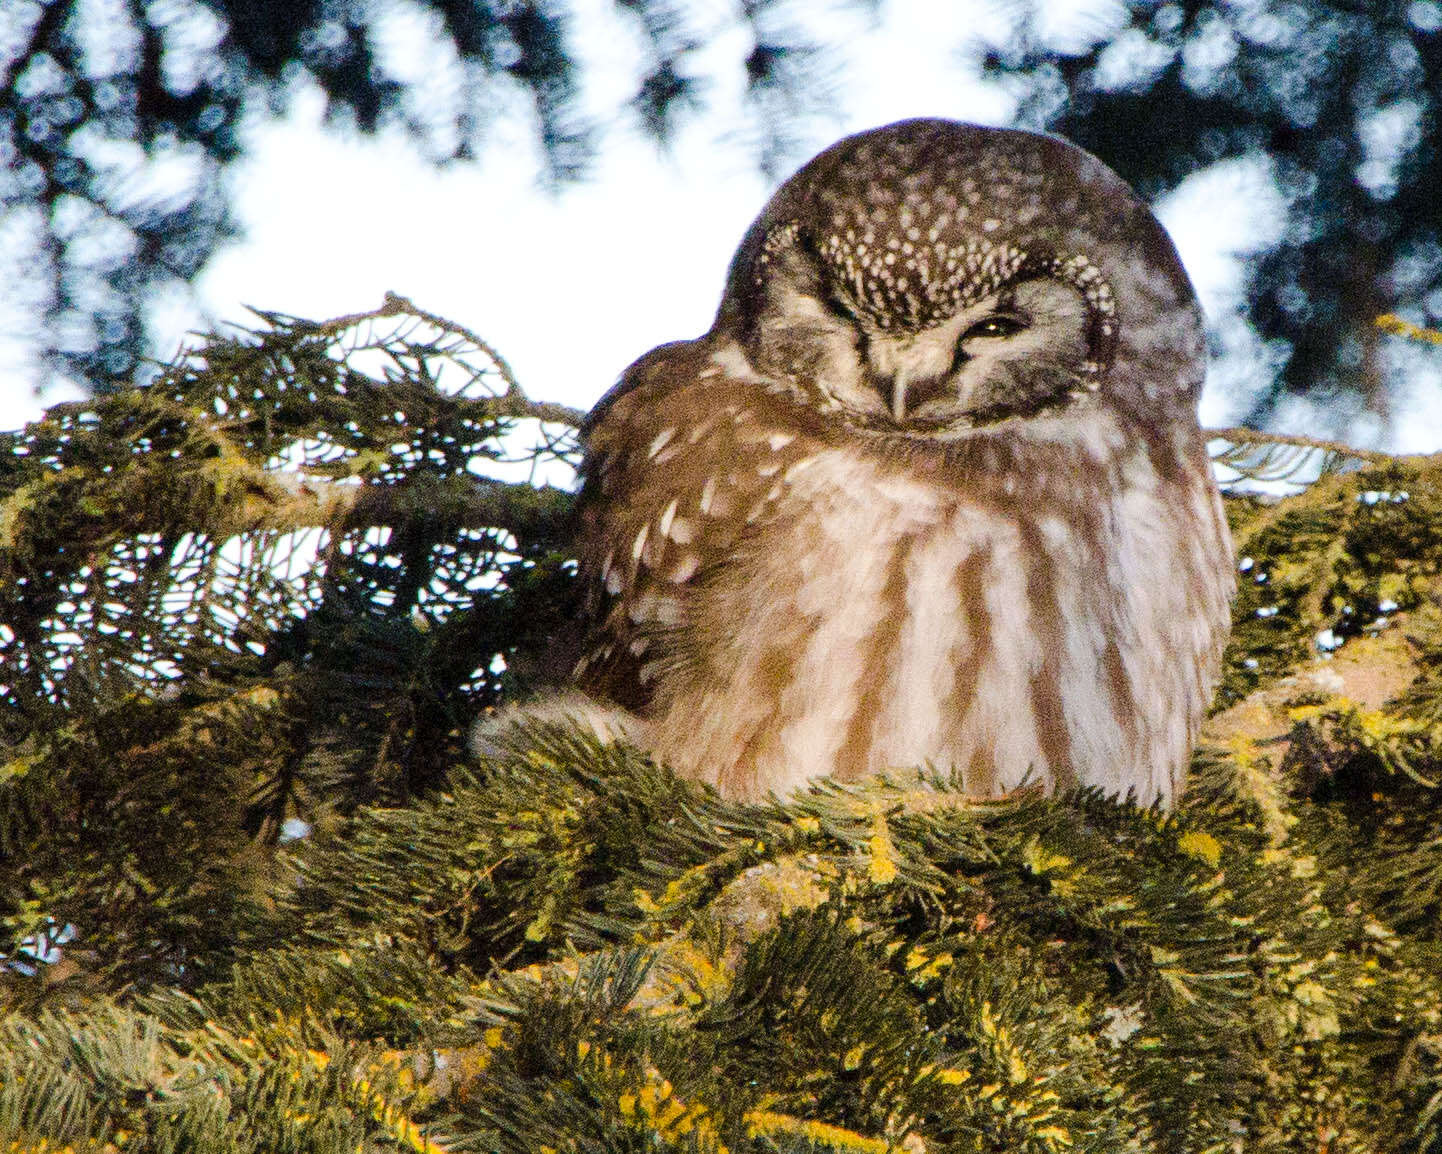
[[890, 369, 910, 422], [886, 368, 956, 423]]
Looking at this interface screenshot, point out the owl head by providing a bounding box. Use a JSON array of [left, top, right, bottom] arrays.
[[712, 118, 1204, 437]]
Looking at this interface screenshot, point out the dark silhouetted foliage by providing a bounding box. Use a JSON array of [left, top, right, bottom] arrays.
[[0, 0, 841, 395], [7, 1, 1442, 423]]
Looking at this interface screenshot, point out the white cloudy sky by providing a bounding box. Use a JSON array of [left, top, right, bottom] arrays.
[[5, 0, 1436, 448]]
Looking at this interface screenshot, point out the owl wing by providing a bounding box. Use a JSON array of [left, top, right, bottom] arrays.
[[574, 339, 823, 710]]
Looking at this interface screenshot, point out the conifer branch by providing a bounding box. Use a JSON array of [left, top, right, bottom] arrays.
[[6, 309, 1442, 1150], [292, 292, 588, 428], [1206, 425, 1400, 465]]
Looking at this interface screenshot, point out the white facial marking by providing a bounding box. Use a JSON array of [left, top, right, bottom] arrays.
[[667, 553, 700, 583], [707, 341, 765, 384]]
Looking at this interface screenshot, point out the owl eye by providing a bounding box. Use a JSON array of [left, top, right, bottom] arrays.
[[962, 314, 1029, 341]]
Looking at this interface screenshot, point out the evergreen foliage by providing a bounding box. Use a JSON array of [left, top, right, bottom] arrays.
[[2, 304, 1441, 1151]]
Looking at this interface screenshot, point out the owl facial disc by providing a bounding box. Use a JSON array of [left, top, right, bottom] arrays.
[[725, 117, 1203, 436]]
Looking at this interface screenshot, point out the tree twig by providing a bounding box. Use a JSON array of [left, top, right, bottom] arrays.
[[1205, 426, 1417, 466], [249, 473, 576, 541], [296, 293, 590, 427], [1375, 313, 1442, 346]]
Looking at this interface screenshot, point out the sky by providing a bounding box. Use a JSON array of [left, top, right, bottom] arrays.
[[0, 0, 1393, 445]]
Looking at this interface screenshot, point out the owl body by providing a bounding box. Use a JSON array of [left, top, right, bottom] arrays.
[[553, 119, 1231, 805], [577, 339, 1229, 804]]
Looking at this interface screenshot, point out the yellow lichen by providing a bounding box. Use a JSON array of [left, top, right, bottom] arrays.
[[743, 1110, 891, 1153], [866, 814, 900, 885], [1177, 830, 1223, 868]]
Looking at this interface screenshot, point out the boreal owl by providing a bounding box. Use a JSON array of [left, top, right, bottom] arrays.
[[503, 118, 1235, 806]]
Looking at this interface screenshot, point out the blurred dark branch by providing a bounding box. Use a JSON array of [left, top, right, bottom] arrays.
[[0, 0, 71, 97]]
